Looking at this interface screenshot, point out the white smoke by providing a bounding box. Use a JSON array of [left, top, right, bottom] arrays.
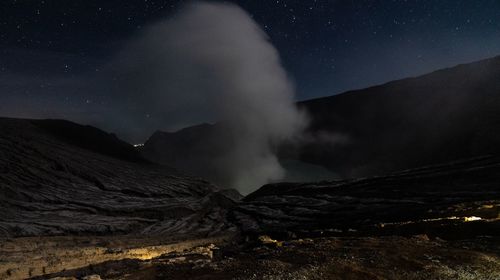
[[110, 2, 307, 193]]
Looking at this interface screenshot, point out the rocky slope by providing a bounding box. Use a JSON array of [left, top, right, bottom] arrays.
[[0, 117, 237, 237], [1, 117, 499, 279], [234, 156, 500, 239]]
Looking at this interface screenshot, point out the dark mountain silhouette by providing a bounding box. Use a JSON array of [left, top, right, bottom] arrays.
[[140, 123, 235, 187], [296, 55, 500, 177], [31, 119, 146, 163], [141, 123, 339, 188], [141, 55, 500, 180]]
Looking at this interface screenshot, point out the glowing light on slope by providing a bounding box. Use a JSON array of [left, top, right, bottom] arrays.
[[379, 215, 486, 227], [463, 216, 482, 222]]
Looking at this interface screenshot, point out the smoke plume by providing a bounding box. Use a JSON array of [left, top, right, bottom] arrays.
[[109, 2, 307, 193]]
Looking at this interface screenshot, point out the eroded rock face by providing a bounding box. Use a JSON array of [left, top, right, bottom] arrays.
[[234, 156, 500, 238], [0, 118, 237, 237]]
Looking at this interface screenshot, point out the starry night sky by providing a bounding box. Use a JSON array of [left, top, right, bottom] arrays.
[[1, 0, 500, 139]]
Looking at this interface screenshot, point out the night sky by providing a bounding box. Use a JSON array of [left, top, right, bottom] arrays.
[[1, 0, 500, 140]]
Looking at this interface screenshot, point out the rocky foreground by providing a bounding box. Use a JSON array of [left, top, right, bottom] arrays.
[[0, 117, 499, 279], [23, 235, 499, 280]]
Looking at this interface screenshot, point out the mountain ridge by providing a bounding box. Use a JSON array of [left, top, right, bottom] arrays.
[[299, 54, 500, 104], [139, 54, 500, 181]]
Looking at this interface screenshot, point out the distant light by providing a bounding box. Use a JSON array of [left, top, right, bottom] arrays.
[[464, 216, 482, 222], [134, 144, 144, 148]]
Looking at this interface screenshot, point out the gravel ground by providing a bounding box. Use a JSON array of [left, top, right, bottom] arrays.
[[29, 235, 500, 280]]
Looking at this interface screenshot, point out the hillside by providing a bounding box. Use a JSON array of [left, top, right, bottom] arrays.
[[297, 55, 500, 177], [235, 156, 500, 238], [0, 117, 237, 237], [1, 118, 499, 279], [4, 154, 498, 280], [140, 55, 500, 180]]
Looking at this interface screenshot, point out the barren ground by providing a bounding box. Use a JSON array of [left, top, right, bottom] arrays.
[[3, 235, 497, 280]]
